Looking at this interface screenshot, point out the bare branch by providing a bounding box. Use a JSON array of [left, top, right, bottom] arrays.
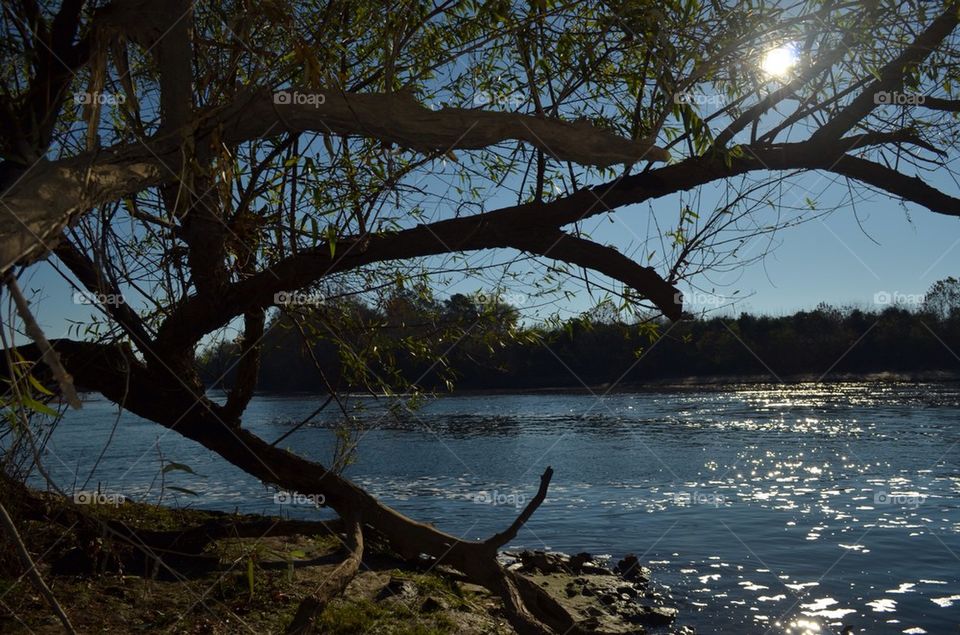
[[828, 154, 960, 216], [5, 275, 81, 409], [513, 231, 683, 319], [285, 515, 363, 635], [919, 95, 960, 111], [485, 467, 553, 550]]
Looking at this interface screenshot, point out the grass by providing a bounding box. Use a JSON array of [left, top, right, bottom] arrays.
[[0, 495, 508, 634], [316, 598, 456, 635]]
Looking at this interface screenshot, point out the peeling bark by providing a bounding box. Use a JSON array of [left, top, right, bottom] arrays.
[[226, 88, 670, 168], [0, 89, 668, 276]]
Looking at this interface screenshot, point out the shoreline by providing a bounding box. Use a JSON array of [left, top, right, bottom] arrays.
[[0, 487, 690, 634], [185, 370, 960, 400]]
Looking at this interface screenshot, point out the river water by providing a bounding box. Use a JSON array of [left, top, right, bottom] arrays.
[[39, 383, 960, 634]]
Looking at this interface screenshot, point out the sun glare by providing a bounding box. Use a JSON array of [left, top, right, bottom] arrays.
[[761, 45, 798, 78]]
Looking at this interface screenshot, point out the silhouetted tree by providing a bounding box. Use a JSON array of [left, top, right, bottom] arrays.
[[5, 2, 960, 632]]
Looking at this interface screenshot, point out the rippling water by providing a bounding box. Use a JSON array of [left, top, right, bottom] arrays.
[[38, 383, 960, 634]]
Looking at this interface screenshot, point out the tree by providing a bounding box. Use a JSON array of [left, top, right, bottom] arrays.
[[924, 276, 960, 319], [3, 1, 960, 632]]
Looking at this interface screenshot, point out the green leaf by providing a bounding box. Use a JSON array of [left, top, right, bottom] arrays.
[[325, 225, 337, 258], [27, 374, 54, 396], [23, 396, 58, 417]]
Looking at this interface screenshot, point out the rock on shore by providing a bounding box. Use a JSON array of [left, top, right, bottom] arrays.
[[504, 550, 694, 634]]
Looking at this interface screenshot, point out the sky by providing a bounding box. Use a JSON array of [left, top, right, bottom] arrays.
[[15, 25, 960, 340], [21, 159, 960, 342]]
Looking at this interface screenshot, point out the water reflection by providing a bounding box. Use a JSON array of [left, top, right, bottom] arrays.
[[33, 382, 960, 635]]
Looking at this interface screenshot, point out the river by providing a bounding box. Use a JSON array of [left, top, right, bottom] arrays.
[[39, 382, 960, 634]]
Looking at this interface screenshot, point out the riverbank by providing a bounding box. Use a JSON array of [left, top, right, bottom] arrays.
[[0, 492, 689, 634]]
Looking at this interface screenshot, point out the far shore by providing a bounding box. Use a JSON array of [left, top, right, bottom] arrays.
[[442, 370, 960, 395]]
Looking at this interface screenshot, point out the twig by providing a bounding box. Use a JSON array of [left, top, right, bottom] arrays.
[[5, 275, 82, 409], [485, 466, 553, 550]]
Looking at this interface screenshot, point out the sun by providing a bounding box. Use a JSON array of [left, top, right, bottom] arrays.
[[760, 44, 798, 79]]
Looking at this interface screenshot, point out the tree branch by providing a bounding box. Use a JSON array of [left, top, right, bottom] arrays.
[[53, 237, 155, 347], [840, 129, 946, 156], [828, 154, 960, 217], [810, 7, 959, 143], [223, 88, 670, 167], [6, 337, 565, 633], [151, 136, 960, 353], [2, 0, 89, 162], [153, 211, 687, 355], [0, 88, 668, 275], [919, 95, 960, 111], [512, 231, 683, 318], [485, 467, 553, 550]]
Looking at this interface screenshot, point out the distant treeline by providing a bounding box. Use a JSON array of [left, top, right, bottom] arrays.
[[199, 280, 960, 392]]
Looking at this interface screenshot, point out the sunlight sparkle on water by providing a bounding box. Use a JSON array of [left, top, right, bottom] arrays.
[[778, 618, 822, 634]]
